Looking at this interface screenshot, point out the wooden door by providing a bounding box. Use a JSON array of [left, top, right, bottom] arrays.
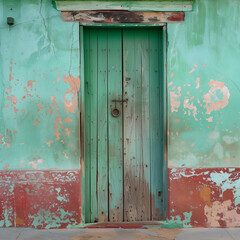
[[84, 27, 163, 223]]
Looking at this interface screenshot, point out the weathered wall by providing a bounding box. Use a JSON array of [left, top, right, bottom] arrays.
[[0, 0, 82, 228], [168, 0, 240, 227], [0, 0, 240, 228]]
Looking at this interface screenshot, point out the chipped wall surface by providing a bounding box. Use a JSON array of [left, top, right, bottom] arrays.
[[0, 0, 82, 228], [0, 0, 240, 228], [168, 0, 240, 168], [0, 0, 80, 170], [167, 0, 240, 227]]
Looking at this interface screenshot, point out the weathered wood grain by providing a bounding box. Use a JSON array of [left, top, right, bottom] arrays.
[[97, 30, 109, 222], [108, 29, 124, 222], [85, 27, 164, 223], [89, 30, 98, 223], [61, 11, 185, 23], [123, 29, 151, 221], [149, 29, 163, 220], [84, 28, 91, 223]]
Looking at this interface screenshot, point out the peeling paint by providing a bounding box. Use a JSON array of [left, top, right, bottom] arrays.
[[203, 80, 230, 114], [63, 75, 80, 114], [170, 87, 181, 112]]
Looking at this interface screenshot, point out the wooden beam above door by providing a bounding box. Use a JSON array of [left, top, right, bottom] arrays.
[[56, 1, 193, 12], [61, 11, 185, 23]]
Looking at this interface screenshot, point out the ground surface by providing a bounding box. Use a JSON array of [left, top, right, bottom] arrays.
[[0, 228, 240, 240]]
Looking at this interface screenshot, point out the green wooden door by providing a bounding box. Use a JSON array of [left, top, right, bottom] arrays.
[[84, 27, 164, 223]]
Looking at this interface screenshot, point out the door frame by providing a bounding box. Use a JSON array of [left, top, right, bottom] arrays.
[[79, 23, 168, 224]]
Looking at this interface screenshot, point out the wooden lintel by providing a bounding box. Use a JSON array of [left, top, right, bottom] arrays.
[[61, 11, 185, 23], [56, 1, 193, 12]]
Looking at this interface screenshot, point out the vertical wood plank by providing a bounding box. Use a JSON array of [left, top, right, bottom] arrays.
[[140, 29, 151, 221], [89, 29, 98, 222], [108, 28, 123, 222], [162, 26, 168, 219], [84, 28, 91, 223], [123, 28, 136, 221], [149, 29, 163, 220], [123, 28, 151, 221], [97, 30, 109, 222]]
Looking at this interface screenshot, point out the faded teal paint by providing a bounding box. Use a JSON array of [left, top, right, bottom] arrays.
[[208, 171, 240, 206], [0, 209, 12, 227], [84, 27, 164, 222], [168, 0, 240, 168], [0, 0, 80, 170], [164, 212, 192, 228], [30, 209, 77, 229]]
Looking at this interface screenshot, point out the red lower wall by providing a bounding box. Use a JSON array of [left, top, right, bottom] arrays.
[[168, 168, 240, 227], [1, 168, 240, 228], [0, 170, 82, 228]]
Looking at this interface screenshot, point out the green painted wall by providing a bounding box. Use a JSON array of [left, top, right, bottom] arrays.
[[168, 0, 240, 167], [0, 0, 240, 171], [0, 0, 80, 170]]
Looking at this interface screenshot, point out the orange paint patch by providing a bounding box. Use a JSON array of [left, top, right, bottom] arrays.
[[3, 164, 9, 169], [168, 81, 173, 87], [63, 152, 69, 159], [65, 117, 73, 124], [13, 130, 18, 134], [6, 143, 11, 147], [27, 80, 36, 88], [7, 95, 17, 105], [170, 73, 174, 78], [54, 112, 60, 129], [189, 68, 195, 74], [175, 119, 180, 123], [200, 187, 212, 206], [36, 103, 43, 110], [170, 87, 181, 112], [7, 87, 12, 93], [9, 68, 14, 81], [203, 80, 230, 114], [183, 99, 197, 118], [22, 109, 25, 113], [16, 217, 24, 225], [196, 77, 200, 89], [13, 107, 18, 114], [65, 128, 71, 136], [45, 140, 54, 147], [54, 129, 61, 140], [63, 74, 80, 114], [194, 64, 198, 68], [33, 119, 40, 125], [48, 107, 53, 116], [206, 116, 213, 122], [51, 96, 60, 110]]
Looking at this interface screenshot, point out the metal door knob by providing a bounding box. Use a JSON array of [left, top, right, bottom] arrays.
[[112, 108, 120, 117]]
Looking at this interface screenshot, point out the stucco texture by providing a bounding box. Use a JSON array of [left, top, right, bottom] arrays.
[[0, 0, 80, 170], [168, 0, 240, 168]]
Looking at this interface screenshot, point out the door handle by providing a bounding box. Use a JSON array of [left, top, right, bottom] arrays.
[[112, 99, 128, 103]]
